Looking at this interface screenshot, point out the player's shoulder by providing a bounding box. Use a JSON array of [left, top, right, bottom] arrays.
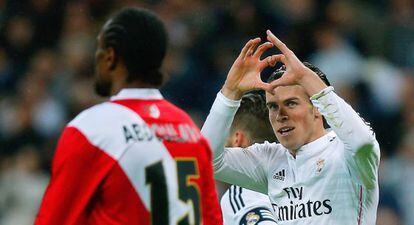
[[160, 100, 197, 125], [221, 185, 271, 211], [221, 185, 277, 224], [220, 185, 247, 215], [69, 101, 144, 128], [249, 141, 286, 157], [236, 185, 271, 205], [67, 102, 152, 160]]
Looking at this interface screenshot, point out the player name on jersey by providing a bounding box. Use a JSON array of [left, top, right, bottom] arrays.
[[123, 122, 201, 143]]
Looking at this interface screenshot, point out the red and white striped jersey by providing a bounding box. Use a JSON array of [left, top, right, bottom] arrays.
[[35, 88, 222, 225]]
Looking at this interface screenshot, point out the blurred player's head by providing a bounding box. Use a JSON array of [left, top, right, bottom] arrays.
[[94, 7, 168, 96], [265, 62, 330, 151], [226, 92, 277, 148]]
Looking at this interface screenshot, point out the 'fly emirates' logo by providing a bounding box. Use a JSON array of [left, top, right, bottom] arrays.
[[272, 187, 332, 221]]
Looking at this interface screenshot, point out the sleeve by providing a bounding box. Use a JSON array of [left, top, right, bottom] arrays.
[[201, 92, 269, 194], [201, 91, 240, 155], [221, 186, 278, 225], [34, 127, 115, 225], [310, 87, 380, 189]]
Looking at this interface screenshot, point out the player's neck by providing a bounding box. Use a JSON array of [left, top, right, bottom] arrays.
[[288, 128, 328, 157], [123, 81, 159, 89], [111, 76, 159, 95]]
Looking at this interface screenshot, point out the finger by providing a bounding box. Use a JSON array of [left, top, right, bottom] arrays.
[[266, 30, 292, 56], [244, 38, 261, 59], [253, 42, 273, 59], [259, 54, 286, 71], [256, 82, 274, 93], [239, 39, 254, 59], [266, 30, 305, 67], [269, 54, 286, 66]]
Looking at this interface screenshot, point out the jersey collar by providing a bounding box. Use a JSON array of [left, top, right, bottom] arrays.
[[295, 130, 336, 157], [110, 88, 163, 101]]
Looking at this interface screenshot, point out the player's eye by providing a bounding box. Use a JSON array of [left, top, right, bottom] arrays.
[[267, 103, 278, 111], [286, 101, 297, 108]]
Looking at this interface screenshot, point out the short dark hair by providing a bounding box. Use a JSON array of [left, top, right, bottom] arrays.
[[102, 8, 167, 86], [267, 62, 331, 129], [231, 92, 277, 144], [267, 62, 331, 86]]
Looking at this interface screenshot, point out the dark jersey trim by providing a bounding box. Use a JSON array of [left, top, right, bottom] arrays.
[[238, 186, 245, 207], [229, 186, 237, 213], [232, 185, 241, 210]]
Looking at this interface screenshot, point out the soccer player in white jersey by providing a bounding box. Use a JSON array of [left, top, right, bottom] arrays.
[[221, 92, 278, 225], [201, 30, 380, 224]]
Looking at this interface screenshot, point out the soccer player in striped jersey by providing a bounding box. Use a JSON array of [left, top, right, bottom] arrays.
[[35, 8, 222, 225], [221, 92, 278, 225], [202, 31, 380, 224]]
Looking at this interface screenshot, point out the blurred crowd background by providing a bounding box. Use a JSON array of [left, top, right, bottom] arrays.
[[0, 0, 412, 224]]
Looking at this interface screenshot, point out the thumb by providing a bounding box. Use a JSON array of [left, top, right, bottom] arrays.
[[257, 82, 274, 93]]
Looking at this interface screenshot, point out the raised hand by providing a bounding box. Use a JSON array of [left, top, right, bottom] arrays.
[[266, 30, 327, 96], [221, 38, 281, 100]]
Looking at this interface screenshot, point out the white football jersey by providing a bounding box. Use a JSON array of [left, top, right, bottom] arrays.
[[221, 185, 278, 225], [202, 87, 380, 225]]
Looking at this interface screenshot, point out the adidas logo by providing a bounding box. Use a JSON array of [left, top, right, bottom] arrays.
[[273, 169, 286, 181]]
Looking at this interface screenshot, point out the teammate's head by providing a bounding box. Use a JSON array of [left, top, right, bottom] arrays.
[[94, 7, 168, 96], [226, 92, 277, 148], [265, 62, 330, 151]]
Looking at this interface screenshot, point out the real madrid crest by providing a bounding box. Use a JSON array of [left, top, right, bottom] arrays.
[[245, 212, 260, 225], [316, 159, 325, 174]]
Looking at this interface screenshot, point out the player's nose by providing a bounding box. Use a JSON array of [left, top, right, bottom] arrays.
[[276, 108, 288, 122]]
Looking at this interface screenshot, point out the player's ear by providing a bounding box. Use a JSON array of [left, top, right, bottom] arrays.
[[313, 107, 322, 119], [105, 47, 117, 70], [234, 130, 249, 148]]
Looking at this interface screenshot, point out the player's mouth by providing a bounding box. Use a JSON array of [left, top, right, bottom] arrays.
[[278, 127, 295, 136]]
